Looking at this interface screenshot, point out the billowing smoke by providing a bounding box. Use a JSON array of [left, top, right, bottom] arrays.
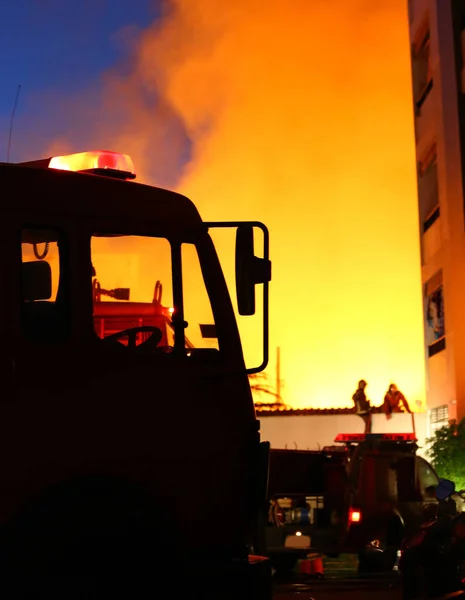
[[46, 0, 427, 409]]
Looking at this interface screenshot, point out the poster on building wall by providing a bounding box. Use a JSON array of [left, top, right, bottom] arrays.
[[426, 285, 445, 342]]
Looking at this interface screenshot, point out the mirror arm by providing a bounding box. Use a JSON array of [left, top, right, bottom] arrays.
[[251, 256, 272, 285], [247, 225, 270, 374]]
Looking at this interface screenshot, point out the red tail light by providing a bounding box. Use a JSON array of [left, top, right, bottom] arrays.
[[349, 508, 362, 524]]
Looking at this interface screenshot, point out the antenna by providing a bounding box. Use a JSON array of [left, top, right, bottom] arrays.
[[7, 84, 21, 163], [276, 346, 282, 403]]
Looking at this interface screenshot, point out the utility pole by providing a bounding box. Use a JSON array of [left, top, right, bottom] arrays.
[[276, 346, 282, 403]]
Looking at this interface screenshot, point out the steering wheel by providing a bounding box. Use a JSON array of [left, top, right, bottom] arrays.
[[102, 326, 163, 352]]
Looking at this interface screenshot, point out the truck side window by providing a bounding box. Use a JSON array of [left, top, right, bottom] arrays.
[[395, 456, 422, 502], [416, 457, 439, 499], [21, 228, 66, 342], [91, 234, 174, 348], [181, 243, 219, 351]]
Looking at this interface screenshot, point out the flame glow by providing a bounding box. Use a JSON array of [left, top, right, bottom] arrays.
[[45, 0, 426, 410]]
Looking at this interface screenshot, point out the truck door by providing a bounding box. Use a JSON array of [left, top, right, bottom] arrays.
[[15, 224, 77, 387], [356, 453, 398, 512], [5, 224, 82, 495], [393, 456, 421, 530], [393, 455, 438, 532], [415, 456, 439, 520]]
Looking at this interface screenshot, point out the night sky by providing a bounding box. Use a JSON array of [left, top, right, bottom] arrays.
[[0, 0, 161, 164]]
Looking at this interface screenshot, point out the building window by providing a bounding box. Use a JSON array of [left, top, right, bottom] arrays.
[[428, 336, 445, 357], [418, 146, 439, 231], [423, 205, 440, 232], [426, 286, 444, 338], [430, 404, 449, 434], [425, 271, 445, 356], [412, 30, 433, 111]]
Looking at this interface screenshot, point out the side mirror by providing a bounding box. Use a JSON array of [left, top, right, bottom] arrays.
[[436, 478, 456, 501], [235, 225, 271, 316], [206, 219, 271, 373]]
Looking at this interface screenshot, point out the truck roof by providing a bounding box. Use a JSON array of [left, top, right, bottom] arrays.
[[0, 162, 203, 229]]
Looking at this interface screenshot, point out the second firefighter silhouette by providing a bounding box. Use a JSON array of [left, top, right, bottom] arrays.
[[352, 380, 372, 433], [383, 383, 411, 418]]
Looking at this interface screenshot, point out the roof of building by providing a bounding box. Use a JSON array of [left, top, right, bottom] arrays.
[[255, 404, 386, 416]]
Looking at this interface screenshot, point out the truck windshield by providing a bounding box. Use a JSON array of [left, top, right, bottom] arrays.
[[91, 234, 219, 353]]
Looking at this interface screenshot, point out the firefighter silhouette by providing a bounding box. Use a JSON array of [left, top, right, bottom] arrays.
[[352, 380, 372, 434], [383, 383, 411, 418]]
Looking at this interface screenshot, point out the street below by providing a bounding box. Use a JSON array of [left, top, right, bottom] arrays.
[[273, 555, 402, 600], [274, 575, 401, 600]]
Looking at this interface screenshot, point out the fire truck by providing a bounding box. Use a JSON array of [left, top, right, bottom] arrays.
[[92, 276, 195, 349], [0, 150, 272, 598], [264, 432, 441, 574]]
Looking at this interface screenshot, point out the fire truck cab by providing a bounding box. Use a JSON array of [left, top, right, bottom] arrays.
[[0, 151, 272, 597]]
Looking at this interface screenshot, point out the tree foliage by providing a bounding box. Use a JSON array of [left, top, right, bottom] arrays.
[[427, 418, 465, 491], [248, 371, 282, 403]]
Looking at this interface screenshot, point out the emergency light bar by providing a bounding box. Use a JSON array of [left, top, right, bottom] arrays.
[[334, 433, 417, 443], [19, 150, 136, 181]]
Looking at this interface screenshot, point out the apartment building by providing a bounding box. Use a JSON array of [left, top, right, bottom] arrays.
[[408, 0, 465, 431]]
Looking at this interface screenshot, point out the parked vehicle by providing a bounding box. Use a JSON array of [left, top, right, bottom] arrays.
[[263, 432, 441, 574], [399, 477, 465, 599]]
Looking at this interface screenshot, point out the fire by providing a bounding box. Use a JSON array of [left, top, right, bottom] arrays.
[[44, 0, 426, 410]]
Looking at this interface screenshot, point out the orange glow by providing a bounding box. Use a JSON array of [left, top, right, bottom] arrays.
[[46, 0, 426, 410], [49, 150, 135, 178]]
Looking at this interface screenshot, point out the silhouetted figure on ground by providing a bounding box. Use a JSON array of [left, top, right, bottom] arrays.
[[352, 379, 372, 434], [383, 383, 411, 419]]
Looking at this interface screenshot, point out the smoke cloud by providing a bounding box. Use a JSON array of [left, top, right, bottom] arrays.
[[46, 0, 427, 409]]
